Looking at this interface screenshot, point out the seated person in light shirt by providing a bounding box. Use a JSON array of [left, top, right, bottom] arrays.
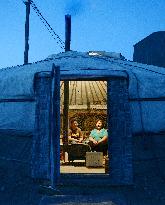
[[88, 119, 108, 156], [68, 119, 83, 144]]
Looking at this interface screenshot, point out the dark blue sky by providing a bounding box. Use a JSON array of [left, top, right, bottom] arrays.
[[0, 0, 164, 68]]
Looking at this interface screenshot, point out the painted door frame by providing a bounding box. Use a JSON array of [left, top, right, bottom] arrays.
[[32, 68, 133, 187], [32, 64, 60, 188]]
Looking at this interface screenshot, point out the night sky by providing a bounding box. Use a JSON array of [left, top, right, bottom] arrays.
[[0, 0, 164, 68]]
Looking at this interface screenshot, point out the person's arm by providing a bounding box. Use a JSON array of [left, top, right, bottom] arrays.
[[77, 128, 83, 143], [89, 130, 98, 145], [68, 136, 79, 143], [98, 135, 108, 144], [98, 129, 108, 144]]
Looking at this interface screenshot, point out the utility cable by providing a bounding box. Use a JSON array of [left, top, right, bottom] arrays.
[[22, 0, 65, 50]]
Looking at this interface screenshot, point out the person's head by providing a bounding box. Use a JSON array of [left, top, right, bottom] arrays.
[[95, 119, 103, 130], [70, 118, 78, 129]]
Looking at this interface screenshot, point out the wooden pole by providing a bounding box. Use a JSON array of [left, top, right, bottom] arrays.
[[51, 65, 60, 188], [63, 15, 71, 146], [24, 0, 30, 65]]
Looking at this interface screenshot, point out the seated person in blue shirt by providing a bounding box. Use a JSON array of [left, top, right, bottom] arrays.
[[88, 119, 108, 156]]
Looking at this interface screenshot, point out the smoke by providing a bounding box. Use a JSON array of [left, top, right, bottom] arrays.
[[65, 0, 86, 16]]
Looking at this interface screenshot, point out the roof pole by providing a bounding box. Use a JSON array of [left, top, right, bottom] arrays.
[[63, 15, 71, 146], [24, 0, 31, 65]]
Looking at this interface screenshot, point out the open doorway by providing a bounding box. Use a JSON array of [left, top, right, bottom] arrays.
[[60, 80, 109, 174], [33, 71, 132, 185]]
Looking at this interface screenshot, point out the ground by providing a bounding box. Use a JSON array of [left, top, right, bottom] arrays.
[[0, 133, 165, 205], [39, 170, 165, 205], [0, 158, 165, 205]]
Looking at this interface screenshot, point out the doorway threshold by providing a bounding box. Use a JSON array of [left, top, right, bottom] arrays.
[[59, 173, 111, 186]]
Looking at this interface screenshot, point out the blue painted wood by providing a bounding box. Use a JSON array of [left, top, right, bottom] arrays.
[[32, 72, 52, 180], [50, 64, 61, 188], [32, 71, 133, 186], [60, 71, 127, 80], [0, 98, 35, 103], [107, 78, 133, 184]]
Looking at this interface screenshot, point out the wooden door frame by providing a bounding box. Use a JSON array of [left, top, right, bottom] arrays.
[[32, 71, 133, 187]]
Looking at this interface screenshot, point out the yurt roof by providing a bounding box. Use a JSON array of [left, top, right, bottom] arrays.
[[60, 81, 107, 110], [0, 51, 165, 101]]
